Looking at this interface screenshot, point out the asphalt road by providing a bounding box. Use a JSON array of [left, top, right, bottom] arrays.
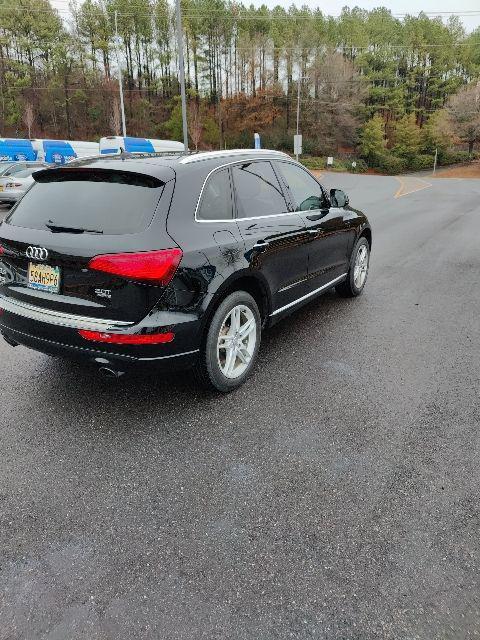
[[1, 174, 480, 639]]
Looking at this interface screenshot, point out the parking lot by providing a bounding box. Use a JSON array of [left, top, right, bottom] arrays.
[[1, 172, 480, 639]]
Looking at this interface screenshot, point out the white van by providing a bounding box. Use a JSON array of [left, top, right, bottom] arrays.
[[0, 138, 37, 161], [31, 139, 99, 164], [99, 136, 184, 155]]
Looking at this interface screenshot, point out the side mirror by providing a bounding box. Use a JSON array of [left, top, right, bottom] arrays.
[[330, 188, 349, 208]]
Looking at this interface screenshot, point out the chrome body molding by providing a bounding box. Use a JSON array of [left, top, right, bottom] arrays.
[[270, 274, 348, 317], [0, 294, 133, 332]]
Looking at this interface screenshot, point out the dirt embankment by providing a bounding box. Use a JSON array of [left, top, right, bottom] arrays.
[[431, 162, 480, 179], [310, 162, 480, 180]]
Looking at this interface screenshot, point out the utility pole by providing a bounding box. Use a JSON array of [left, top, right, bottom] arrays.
[[175, 0, 189, 150], [296, 75, 301, 140], [433, 147, 438, 174], [295, 74, 306, 162], [114, 11, 127, 137]]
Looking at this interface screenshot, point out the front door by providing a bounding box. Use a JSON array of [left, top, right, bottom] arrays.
[[274, 160, 353, 290], [230, 160, 311, 313]]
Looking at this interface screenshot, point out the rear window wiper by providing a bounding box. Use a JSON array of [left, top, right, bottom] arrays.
[[46, 222, 103, 234]]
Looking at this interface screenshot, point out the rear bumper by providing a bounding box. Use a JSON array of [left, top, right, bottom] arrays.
[[1, 324, 199, 371], [0, 294, 202, 372]]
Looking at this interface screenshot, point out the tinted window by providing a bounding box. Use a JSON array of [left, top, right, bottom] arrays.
[[7, 169, 164, 235], [232, 161, 287, 218], [0, 163, 15, 176], [5, 164, 26, 176], [12, 169, 35, 178], [277, 162, 326, 212], [197, 168, 233, 220]]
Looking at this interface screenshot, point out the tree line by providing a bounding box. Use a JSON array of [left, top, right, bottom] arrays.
[[0, 0, 479, 169]]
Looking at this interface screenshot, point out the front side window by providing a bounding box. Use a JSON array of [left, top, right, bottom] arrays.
[[276, 162, 327, 212], [197, 168, 233, 220], [231, 161, 287, 218]]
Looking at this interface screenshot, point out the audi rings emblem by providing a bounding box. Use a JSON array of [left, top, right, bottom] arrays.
[[26, 246, 49, 261]]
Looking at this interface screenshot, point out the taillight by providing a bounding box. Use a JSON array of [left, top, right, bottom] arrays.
[[78, 330, 175, 344], [0, 245, 4, 256], [88, 249, 182, 284]]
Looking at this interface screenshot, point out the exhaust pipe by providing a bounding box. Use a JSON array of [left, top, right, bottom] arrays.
[[2, 333, 18, 347], [98, 366, 125, 379]]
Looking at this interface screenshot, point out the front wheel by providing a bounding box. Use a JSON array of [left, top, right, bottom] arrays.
[[336, 237, 370, 298], [195, 291, 262, 392]]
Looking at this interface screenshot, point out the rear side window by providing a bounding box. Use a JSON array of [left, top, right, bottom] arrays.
[[6, 168, 165, 235], [231, 161, 287, 218], [197, 168, 233, 220]]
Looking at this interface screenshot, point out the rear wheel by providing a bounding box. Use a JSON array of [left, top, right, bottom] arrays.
[[195, 291, 261, 392], [336, 236, 370, 298]]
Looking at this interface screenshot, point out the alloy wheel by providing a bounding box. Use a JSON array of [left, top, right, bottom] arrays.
[[217, 304, 257, 379], [353, 244, 369, 289]]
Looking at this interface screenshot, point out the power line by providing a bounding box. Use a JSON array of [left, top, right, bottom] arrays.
[[42, 2, 480, 18], [45, 0, 480, 15], [2, 5, 480, 21]]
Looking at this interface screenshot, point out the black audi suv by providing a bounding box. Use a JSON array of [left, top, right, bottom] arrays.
[[0, 149, 371, 391]]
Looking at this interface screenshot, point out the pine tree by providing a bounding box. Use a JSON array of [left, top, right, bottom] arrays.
[[358, 114, 386, 163], [393, 114, 421, 159]]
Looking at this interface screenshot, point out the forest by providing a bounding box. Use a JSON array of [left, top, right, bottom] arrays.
[[1, 0, 480, 171]]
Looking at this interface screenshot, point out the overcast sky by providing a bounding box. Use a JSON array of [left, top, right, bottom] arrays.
[[241, 2, 480, 33], [50, 1, 480, 33]]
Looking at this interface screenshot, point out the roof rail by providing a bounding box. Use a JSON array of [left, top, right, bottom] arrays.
[[179, 148, 291, 164], [116, 150, 187, 160]]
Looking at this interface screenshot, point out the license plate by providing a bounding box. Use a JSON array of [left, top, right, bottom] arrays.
[[0, 186, 3, 192], [28, 263, 61, 294]]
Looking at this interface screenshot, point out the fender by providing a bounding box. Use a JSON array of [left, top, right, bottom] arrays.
[[200, 267, 273, 332]]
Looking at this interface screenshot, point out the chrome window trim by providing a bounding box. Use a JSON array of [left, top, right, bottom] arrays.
[[270, 273, 348, 316], [0, 294, 133, 332], [194, 157, 302, 223]]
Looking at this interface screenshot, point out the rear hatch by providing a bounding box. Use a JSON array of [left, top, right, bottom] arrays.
[[0, 164, 178, 323]]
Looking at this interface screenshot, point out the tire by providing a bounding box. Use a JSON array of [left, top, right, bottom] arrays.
[[336, 236, 370, 298], [194, 291, 262, 392]]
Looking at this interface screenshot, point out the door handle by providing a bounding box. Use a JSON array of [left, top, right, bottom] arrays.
[[253, 239, 270, 249]]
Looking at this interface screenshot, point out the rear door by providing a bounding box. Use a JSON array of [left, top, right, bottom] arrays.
[[231, 160, 310, 313], [275, 160, 353, 290], [0, 165, 177, 323]]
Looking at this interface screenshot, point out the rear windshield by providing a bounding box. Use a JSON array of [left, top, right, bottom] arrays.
[[6, 168, 165, 235]]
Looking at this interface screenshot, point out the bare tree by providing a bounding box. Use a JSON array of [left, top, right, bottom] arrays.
[[23, 103, 34, 138], [305, 53, 367, 153], [188, 100, 203, 151], [448, 82, 480, 155], [110, 98, 121, 135]]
